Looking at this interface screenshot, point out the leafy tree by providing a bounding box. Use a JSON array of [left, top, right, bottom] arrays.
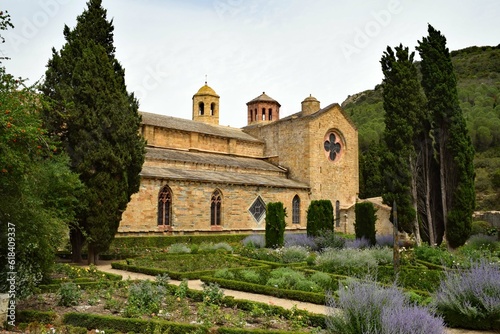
[[417, 24, 475, 248], [265, 202, 286, 248], [41, 0, 145, 263], [380, 44, 425, 244], [359, 143, 383, 199], [0, 65, 82, 298]]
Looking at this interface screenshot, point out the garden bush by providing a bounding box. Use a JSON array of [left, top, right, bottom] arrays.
[[309, 271, 333, 290], [214, 268, 236, 280], [326, 279, 444, 334], [306, 200, 334, 237], [413, 244, 455, 267], [198, 242, 234, 253], [265, 202, 287, 248], [57, 282, 82, 306], [470, 220, 496, 236], [375, 234, 394, 247], [344, 237, 372, 249], [432, 260, 500, 330], [241, 234, 265, 248], [239, 269, 262, 284], [281, 245, 309, 263], [464, 233, 499, 253], [315, 248, 392, 277], [354, 202, 377, 246], [314, 229, 345, 250], [167, 243, 191, 254], [284, 233, 318, 250], [126, 280, 167, 315]]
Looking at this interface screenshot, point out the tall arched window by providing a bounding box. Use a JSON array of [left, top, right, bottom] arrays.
[[158, 185, 172, 226], [211, 189, 222, 226], [268, 108, 272, 121], [198, 102, 205, 115], [292, 195, 300, 224], [262, 108, 266, 120], [210, 102, 216, 116]]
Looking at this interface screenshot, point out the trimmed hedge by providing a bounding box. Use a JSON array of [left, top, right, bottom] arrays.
[[16, 310, 57, 324], [265, 202, 287, 248], [63, 313, 206, 334], [111, 234, 250, 249], [200, 276, 326, 305], [38, 270, 122, 292]]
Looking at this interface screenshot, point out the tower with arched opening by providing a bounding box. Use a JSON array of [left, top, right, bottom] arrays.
[[192, 83, 220, 125]]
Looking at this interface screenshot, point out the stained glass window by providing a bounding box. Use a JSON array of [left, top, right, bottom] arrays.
[[249, 196, 266, 222]]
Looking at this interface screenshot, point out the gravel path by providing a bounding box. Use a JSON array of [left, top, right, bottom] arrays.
[[97, 264, 499, 334]]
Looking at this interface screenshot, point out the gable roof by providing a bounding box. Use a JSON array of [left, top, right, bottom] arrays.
[[141, 166, 309, 189], [146, 147, 284, 173], [140, 111, 263, 143]]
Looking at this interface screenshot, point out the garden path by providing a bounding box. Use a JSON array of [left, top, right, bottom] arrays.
[[96, 264, 498, 334]]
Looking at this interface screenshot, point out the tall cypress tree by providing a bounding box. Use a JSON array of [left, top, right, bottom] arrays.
[[380, 44, 425, 244], [41, 0, 145, 263], [417, 25, 475, 248]]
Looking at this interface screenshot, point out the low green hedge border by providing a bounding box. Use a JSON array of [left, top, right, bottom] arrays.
[[38, 270, 122, 292], [112, 255, 269, 280], [200, 276, 326, 305], [16, 310, 57, 324], [111, 234, 252, 249]]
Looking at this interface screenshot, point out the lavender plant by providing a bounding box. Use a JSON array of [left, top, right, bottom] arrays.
[[344, 237, 372, 249], [281, 245, 309, 263], [284, 233, 318, 250], [327, 279, 444, 334], [242, 234, 265, 248], [375, 234, 394, 247], [432, 259, 500, 329]]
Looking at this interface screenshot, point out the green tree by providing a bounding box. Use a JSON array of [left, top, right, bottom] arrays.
[[417, 25, 475, 248], [0, 66, 82, 298], [265, 202, 287, 248], [380, 44, 425, 243], [306, 200, 334, 237], [41, 0, 145, 263], [354, 202, 377, 246]]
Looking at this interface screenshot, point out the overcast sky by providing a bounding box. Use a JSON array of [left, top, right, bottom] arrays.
[[2, 0, 499, 128]]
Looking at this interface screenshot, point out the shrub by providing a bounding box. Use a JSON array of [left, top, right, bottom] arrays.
[[306, 200, 334, 237], [414, 244, 455, 267], [326, 279, 444, 334], [265, 202, 287, 248], [314, 229, 345, 250], [239, 269, 262, 284], [57, 282, 82, 306], [127, 280, 166, 315], [281, 245, 309, 263], [284, 233, 317, 250], [464, 234, 499, 253], [309, 271, 333, 290], [198, 242, 234, 253], [344, 237, 372, 249], [376, 234, 394, 247], [266, 267, 320, 293], [167, 243, 191, 254], [470, 220, 496, 236], [214, 268, 235, 280], [432, 260, 500, 329], [202, 282, 224, 305], [241, 234, 265, 248], [316, 248, 391, 276], [354, 202, 377, 246]]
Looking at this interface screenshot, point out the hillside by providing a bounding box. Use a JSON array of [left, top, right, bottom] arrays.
[[342, 45, 500, 210]]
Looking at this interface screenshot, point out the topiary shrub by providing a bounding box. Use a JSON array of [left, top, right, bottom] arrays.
[[265, 202, 287, 248], [306, 200, 334, 237], [354, 202, 377, 246]]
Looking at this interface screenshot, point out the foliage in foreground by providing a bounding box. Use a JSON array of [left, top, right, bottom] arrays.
[[265, 202, 287, 248], [432, 260, 500, 330], [326, 279, 445, 334]]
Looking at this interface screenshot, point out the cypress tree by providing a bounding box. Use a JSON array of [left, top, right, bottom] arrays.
[[265, 202, 286, 248], [380, 44, 425, 244], [41, 0, 145, 263], [417, 25, 475, 248], [354, 202, 377, 246]]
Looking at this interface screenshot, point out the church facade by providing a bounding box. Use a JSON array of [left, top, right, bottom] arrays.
[[118, 84, 359, 235]]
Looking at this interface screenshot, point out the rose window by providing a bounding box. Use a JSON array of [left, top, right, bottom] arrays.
[[324, 132, 342, 162]]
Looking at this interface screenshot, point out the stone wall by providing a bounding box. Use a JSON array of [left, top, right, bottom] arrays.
[[119, 177, 310, 234]]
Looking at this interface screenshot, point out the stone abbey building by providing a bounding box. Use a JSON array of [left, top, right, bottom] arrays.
[[118, 84, 359, 234]]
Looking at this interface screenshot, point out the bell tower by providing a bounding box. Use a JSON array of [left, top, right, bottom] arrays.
[[246, 92, 281, 126], [192, 82, 220, 125]]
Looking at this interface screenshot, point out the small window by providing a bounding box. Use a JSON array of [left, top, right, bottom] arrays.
[[292, 195, 300, 224], [262, 108, 266, 120], [210, 102, 216, 116], [199, 102, 204, 115], [254, 109, 257, 121], [158, 185, 172, 226], [250, 109, 253, 122], [335, 200, 340, 227], [249, 196, 266, 222], [211, 190, 222, 226], [268, 108, 272, 121]]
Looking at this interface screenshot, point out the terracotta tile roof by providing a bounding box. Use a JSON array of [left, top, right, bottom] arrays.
[[146, 147, 283, 172], [140, 111, 262, 143], [246, 92, 281, 106], [140, 166, 309, 189]]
